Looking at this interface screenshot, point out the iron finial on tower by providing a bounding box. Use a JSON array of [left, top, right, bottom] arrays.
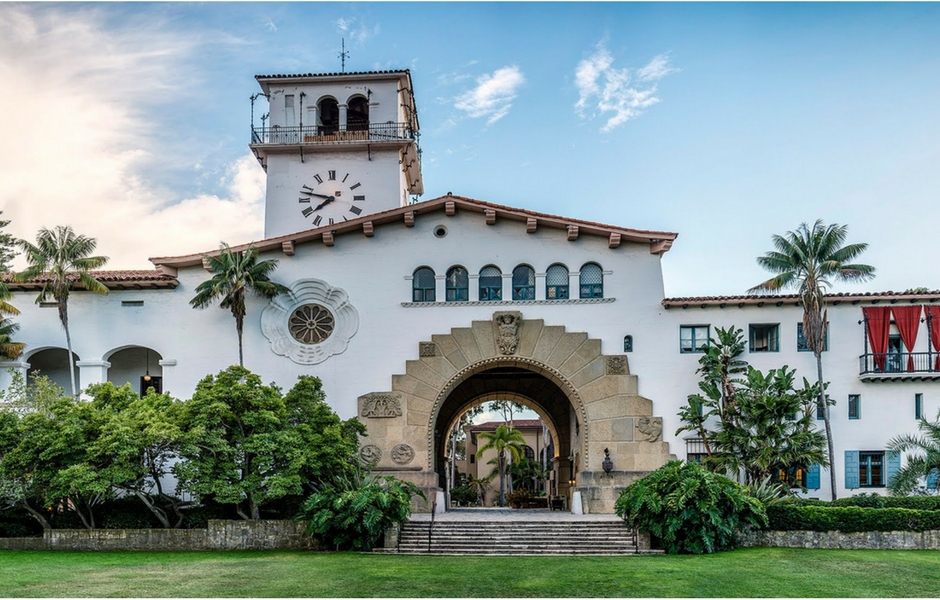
[[338, 38, 350, 73]]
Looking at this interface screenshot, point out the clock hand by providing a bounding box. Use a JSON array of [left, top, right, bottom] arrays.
[[313, 196, 335, 211], [300, 191, 333, 199]]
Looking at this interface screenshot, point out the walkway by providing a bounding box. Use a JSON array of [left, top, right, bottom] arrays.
[[409, 507, 622, 522]]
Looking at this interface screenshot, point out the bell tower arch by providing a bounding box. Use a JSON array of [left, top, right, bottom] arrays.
[[250, 70, 423, 238]]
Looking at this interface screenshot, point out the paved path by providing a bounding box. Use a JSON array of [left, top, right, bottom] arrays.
[[409, 507, 622, 522]]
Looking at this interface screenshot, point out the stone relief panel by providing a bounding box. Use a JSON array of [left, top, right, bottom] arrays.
[[493, 311, 522, 355], [359, 444, 382, 466], [360, 394, 403, 418], [261, 278, 360, 365], [636, 417, 663, 442], [606, 355, 628, 375], [419, 342, 437, 357], [390, 443, 415, 465]]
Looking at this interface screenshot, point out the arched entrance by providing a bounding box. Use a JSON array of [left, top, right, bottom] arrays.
[[355, 311, 674, 514], [431, 363, 583, 507]]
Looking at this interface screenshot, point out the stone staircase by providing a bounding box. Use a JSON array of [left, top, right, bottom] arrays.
[[394, 520, 657, 555]]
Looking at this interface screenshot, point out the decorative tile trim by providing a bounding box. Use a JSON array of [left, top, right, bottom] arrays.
[[401, 298, 615, 308]]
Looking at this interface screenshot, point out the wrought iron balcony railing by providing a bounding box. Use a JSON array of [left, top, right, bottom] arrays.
[[859, 352, 940, 376], [250, 122, 416, 145]]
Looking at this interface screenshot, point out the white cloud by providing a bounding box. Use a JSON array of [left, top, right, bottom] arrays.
[[334, 17, 378, 44], [575, 42, 677, 132], [454, 66, 525, 125], [0, 5, 263, 270]]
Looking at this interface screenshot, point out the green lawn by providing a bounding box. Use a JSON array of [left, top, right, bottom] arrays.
[[1, 548, 939, 597]]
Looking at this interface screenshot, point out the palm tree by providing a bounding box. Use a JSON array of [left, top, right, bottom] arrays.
[[749, 219, 874, 500], [887, 411, 940, 495], [466, 474, 493, 505], [190, 243, 289, 367], [15, 226, 109, 398], [475, 424, 526, 507], [0, 281, 23, 359]]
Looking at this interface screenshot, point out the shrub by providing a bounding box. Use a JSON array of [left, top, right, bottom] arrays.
[[766, 505, 940, 532], [831, 493, 885, 509], [298, 468, 427, 551], [614, 460, 767, 554], [450, 484, 477, 506], [506, 489, 531, 508]]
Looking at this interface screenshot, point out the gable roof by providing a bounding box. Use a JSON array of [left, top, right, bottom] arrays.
[[149, 194, 679, 273]]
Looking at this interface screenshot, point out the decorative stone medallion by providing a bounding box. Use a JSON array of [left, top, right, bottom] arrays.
[[261, 278, 359, 365], [359, 444, 382, 465], [419, 342, 437, 357], [361, 394, 403, 418], [390, 443, 415, 465], [493, 311, 522, 355], [636, 417, 663, 442], [606, 355, 628, 375]]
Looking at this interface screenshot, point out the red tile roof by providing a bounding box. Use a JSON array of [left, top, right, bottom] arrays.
[[662, 290, 940, 308], [150, 195, 679, 270], [2, 270, 178, 291], [470, 419, 545, 431]]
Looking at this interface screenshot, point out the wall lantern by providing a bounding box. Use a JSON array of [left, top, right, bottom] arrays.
[[602, 447, 614, 476], [143, 349, 152, 382]]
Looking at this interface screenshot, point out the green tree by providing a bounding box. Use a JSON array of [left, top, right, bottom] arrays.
[[190, 243, 288, 367], [85, 382, 187, 528], [14, 226, 109, 398], [174, 367, 360, 520], [476, 424, 526, 507], [0, 211, 17, 273], [677, 327, 829, 488], [750, 220, 874, 500], [0, 316, 24, 360], [299, 466, 426, 551], [0, 394, 112, 529], [887, 411, 940, 495], [614, 460, 767, 554]]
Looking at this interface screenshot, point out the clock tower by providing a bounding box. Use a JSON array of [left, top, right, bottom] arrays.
[[250, 70, 423, 238]]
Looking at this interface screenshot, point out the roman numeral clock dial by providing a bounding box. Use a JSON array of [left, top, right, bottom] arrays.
[[297, 170, 366, 226]]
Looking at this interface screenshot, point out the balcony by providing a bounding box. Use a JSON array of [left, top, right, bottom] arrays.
[[250, 122, 416, 146], [859, 352, 940, 381]]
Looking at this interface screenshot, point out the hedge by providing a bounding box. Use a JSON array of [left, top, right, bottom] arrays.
[[767, 505, 940, 532], [793, 495, 940, 511]]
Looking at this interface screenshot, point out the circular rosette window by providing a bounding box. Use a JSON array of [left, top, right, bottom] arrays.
[[261, 279, 359, 365]]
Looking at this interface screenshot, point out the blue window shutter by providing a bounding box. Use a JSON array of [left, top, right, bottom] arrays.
[[806, 464, 820, 490], [844, 451, 860, 489], [886, 451, 901, 487], [927, 468, 939, 490]]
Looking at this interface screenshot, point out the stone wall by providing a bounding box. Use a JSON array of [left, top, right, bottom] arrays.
[[0, 520, 315, 551], [739, 529, 940, 550]]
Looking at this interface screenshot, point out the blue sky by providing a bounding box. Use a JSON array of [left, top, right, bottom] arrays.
[[1, 2, 939, 297]]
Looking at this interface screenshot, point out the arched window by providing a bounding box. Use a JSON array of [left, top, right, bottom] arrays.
[[580, 263, 603, 298], [479, 266, 502, 301], [546, 264, 569, 300], [412, 267, 435, 302], [512, 265, 535, 301], [446, 266, 469, 302], [623, 335, 634, 352], [317, 97, 339, 135], [347, 96, 369, 131], [523, 445, 536, 461]]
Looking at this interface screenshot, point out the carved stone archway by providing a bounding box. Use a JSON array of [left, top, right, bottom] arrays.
[[356, 311, 674, 513]]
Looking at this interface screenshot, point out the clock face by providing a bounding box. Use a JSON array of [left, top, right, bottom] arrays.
[[297, 169, 367, 226]]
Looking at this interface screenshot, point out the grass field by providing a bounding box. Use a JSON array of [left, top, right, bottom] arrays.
[[1, 547, 939, 597]]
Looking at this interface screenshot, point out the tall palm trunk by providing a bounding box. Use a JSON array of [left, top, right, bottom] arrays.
[[817, 351, 837, 500], [58, 299, 78, 399], [498, 453, 506, 507], [236, 312, 244, 367]]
